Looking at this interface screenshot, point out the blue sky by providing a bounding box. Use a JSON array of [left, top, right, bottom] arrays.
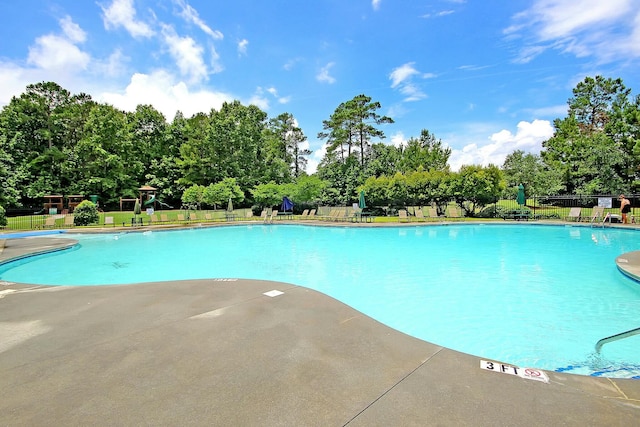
[[1, 0, 639, 173]]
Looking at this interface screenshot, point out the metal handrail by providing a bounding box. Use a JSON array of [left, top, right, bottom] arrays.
[[595, 326, 640, 353]]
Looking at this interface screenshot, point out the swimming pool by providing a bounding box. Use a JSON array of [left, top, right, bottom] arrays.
[[2, 223, 640, 378]]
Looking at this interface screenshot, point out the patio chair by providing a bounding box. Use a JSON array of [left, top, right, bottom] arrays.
[[177, 214, 186, 222], [566, 207, 581, 222], [300, 209, 309, 219], [43, 216, 57, 228], [269, 210, 278, 223], [398, 209, 410, 222], [160, 214, 169, 223], [414, 209, 426, 222], [446, 206, 462, 219], [149, 214, 159, 223], [427, 208, 442, 221], [104, 216, 114, 227], [64, 215, 75, 227], [308, 209, 316, 219]]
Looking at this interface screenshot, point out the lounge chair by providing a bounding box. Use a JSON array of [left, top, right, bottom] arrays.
[[269, 210, 278, 223], [308, 209, 316, 219], [414, 209, 426, 222], [300, 209, 309, 219], [104, 216, 114, 227], [64, 215, 74, 227], [177, 214, 186, 222], [335, 209, 349, 222], [446, 206, 462, 220], [150, 214, 159, 223], [204, 213, 213, 221], [427, 208, 442, 221], [398, 209, 410, 222], [160, 214, 169, 222], [566, 207, 581, 222], [43, 216, 56, 228]]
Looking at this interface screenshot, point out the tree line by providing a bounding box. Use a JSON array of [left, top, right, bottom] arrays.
[[0, 76, 638, 214]]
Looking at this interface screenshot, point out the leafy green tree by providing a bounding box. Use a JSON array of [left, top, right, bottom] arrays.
[[364, 143, 402, 178], [177, 112, 213, 187], [128, 104, 167, 184], [398, 129, 451, 173], [318, 94, 393, 167], [250, 182, 284, 208], [542, 75, 635, 194], [71, 104, 139, 205], [288, 175, 326, 205], [145, 111, 186, 206], [450, 165, 504, 216], [362, 175, 391, 207], [0, 205, 7, 227], [386, 172, 409, 207], [264, 112, 311, 180], [208, 101, 268, 189], [502, 150, 562, 197], [182, 184, 206, 208], [208, 177, 244, 208]]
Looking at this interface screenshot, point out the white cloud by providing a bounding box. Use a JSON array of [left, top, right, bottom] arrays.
[[317, 62, 336, 84], [508, 0, 640, 62], [100, 70, 233, 119], [27, 16, 90, 71], [161, 24, 209, 83], [307, 141, 327, 174], [389, 62, 428, 101], [60, 15, 86, 43], [372, 0, 381, 11], [447, 119, 554, 171], [99, 49, 129, 77], [390, 131, 406, 148], [389, 62, 420, 88], [174, 0, 223, 39], [238, 39, 249, 56], [101, 0, 155, 38]]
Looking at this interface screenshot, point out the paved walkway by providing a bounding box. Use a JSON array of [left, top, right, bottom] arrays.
[[1, 236, 639, 426]]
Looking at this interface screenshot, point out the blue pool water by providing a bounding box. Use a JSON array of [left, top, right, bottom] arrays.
[[2, 223, 640, 378]]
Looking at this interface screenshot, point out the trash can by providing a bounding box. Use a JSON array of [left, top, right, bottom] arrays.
[[89, 195, 99, 204]]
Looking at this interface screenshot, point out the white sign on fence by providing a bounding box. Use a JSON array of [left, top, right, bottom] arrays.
[[598, 197, 613, 208]]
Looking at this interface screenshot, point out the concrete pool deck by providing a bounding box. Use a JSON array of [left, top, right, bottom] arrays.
[[1, 235, 640, 425]]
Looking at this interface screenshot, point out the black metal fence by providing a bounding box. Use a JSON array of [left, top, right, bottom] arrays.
[[2, 194, 638, 231]]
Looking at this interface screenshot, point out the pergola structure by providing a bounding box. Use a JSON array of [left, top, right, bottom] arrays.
[[43, 195, 64, 214]]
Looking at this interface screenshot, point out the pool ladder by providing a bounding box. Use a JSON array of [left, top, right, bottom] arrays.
[[595, 326, 640, 353]]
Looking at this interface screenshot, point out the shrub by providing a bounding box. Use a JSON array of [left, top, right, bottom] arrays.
[[0, 206, 6, 227], [73, 200, 99, 226]]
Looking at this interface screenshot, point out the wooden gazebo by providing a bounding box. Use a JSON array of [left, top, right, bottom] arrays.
[[67, 195, 84, 212], [43, 195, 64, 214]]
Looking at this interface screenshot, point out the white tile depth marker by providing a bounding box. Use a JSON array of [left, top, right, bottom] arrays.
[[263, 290, 284, 297]]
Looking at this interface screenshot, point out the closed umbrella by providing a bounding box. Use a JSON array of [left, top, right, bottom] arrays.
[[359, 190, 367, 209], [227, 197, 233, 212], [516, 184, 525, 206]]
